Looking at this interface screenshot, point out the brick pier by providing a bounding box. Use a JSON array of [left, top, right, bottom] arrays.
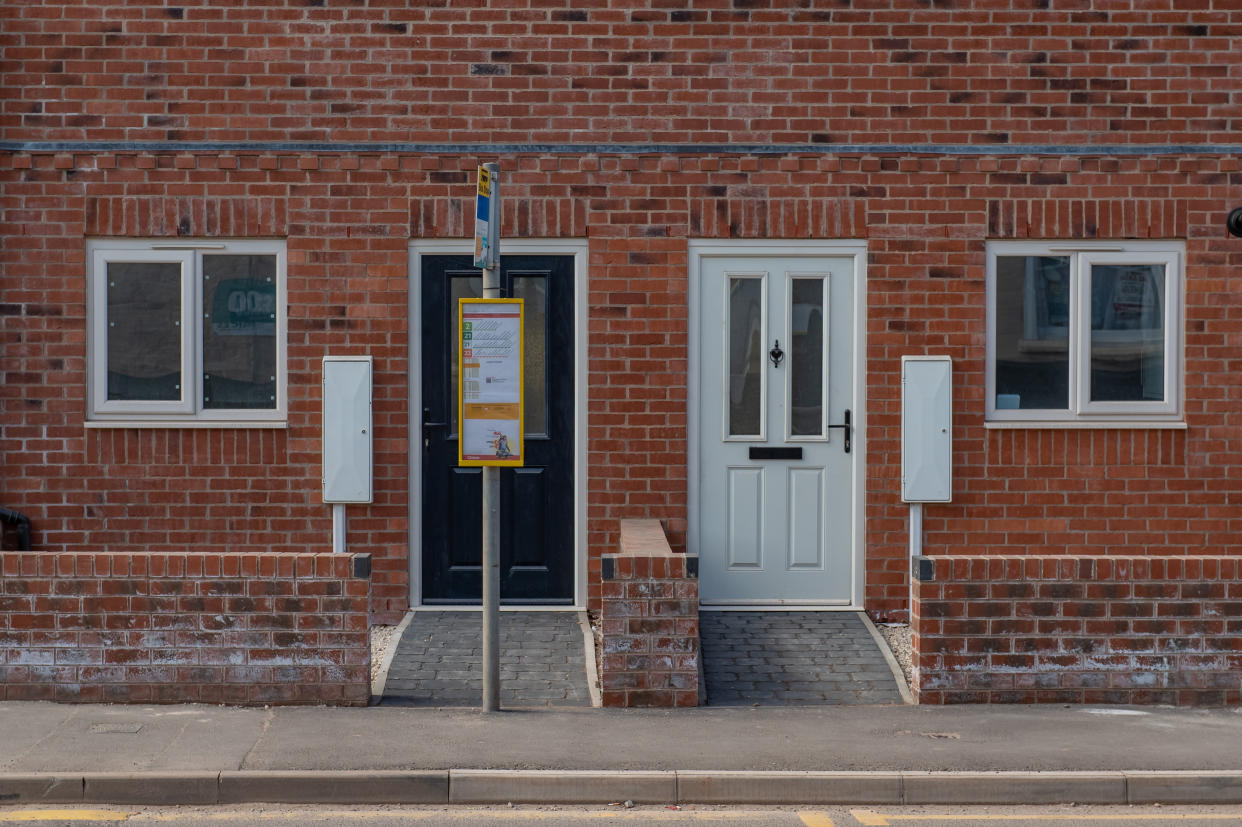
[[599, 520, 699, 707]]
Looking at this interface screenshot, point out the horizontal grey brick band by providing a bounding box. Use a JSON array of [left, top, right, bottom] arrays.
[[5, 141, 1242, 156], [3, 770, 1242, 805]]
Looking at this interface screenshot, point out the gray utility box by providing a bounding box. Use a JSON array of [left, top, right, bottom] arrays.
[[322, 355, 373, 504], [901, 355, 952, 503]]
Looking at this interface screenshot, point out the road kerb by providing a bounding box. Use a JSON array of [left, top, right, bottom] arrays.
[[900, 771, 1127, 805], [449, 770, 677, 804], [4, 769, 1242, 806], [0, 774, 85, 804], [80, 772, 219, 806], [678, 771, 903, 804], [218, 770, 448, 804], [1126, 771, 1242, 804]]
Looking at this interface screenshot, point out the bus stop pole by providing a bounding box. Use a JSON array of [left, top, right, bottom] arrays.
[[480, 162, 501, 712]]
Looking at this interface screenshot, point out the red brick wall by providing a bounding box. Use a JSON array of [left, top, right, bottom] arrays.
[[0, 552, 370, 704], [2, 1, 1241, 629], [3, 2, 1236, 146], [599, 519, 699, 708], [912, 556, 1242, 706], [4, 150, 1242, 618]]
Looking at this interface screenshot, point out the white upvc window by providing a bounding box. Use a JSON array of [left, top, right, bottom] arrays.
[[985, 240, 1183, 425], [87, 239, 287, 425]]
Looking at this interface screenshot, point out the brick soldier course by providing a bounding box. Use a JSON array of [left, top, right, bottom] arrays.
[[2, 2, 1241, 705]]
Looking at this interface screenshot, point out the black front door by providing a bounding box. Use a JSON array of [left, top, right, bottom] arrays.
[[421, 254, 575, 604]]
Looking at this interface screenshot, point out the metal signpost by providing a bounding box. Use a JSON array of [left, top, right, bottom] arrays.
[[464, 162, 519, 712]]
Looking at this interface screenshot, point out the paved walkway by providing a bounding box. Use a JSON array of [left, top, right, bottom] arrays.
[[4, 702, 1242, 805], [700, 611, 904, 705], [379, 611, 594, 708]]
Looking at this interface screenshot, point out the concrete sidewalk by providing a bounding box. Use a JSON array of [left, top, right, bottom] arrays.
[[1, 702, 1240, 805]]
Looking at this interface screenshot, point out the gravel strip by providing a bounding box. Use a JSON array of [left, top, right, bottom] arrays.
[[876, 622, 913, 688], [369, 624, 399, 685]]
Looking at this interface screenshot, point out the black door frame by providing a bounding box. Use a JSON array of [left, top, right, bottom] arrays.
[[408, 239, 587, 609]]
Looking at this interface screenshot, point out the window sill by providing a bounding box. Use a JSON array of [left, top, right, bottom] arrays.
[[85, 419, 288, 430], [984, 420, 1186, 430]]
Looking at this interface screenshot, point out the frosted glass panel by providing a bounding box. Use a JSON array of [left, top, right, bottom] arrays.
[[728, 277, 763, 436], [790, 278, 825, 436], [450, 275, 483, 433], [513, 275, 548, 436]]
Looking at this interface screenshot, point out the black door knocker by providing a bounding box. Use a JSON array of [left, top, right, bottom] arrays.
[[769, 339, 784, 368]]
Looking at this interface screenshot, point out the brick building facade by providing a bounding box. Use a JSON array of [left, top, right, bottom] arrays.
[[2, 1, 1240, 704]]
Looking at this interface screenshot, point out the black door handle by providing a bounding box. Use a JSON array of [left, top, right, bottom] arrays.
[[827, 408, 851, 454], [423, 408, 447, 452]]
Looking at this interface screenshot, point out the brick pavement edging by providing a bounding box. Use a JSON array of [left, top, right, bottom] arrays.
[[0, 551, 371, 705], [912, 555, 1242, 705], [599, 519, 699, 707], [3, 770, 1242, 805]]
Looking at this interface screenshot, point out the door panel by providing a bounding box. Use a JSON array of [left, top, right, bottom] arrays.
[[727, 467, 764, 568], [421, 254, 574, 604], [699, 255, 855, 604], [788, 467, 824, 569]]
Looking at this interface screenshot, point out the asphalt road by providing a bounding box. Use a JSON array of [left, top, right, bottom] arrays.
[[5, 805, 1242, 826]]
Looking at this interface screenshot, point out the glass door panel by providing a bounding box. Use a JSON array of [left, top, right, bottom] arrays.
[[789, 276, 827, 438], [727, 275, 765, 438], [513, 275, 548, 436], [449, 275, 483, 435]]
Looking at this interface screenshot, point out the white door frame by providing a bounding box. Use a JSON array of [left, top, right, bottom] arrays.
[[688, 240, 868, 610], [407, 239, 589, 610]]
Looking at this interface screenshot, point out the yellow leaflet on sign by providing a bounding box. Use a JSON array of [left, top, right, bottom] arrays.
[[465, 403, 520, 419], [458, 298, 524, 467]]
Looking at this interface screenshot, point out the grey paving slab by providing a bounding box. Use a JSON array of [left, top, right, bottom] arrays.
[[6, 702, 1242, 775], [700, 611, 902, 706], [380, 611, 592, 708], [0, 704, 262, 773]]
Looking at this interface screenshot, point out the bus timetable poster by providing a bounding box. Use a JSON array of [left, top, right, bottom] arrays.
[[458, 298, 524, 467]]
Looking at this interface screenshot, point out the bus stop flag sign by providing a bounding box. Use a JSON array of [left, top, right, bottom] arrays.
[[473, 165, 499, 269]]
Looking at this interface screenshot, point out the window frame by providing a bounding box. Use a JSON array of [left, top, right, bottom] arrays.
[[87, 239, 287, 426], [985, 240, 1184, 425]]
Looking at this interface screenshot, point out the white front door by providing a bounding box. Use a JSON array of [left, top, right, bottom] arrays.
[[694, 249, 860, 605]]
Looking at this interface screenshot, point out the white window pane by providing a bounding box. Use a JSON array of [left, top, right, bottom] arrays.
[[106, 261, 182, 402], [728, 277, 763, 436], [994, 255, 1070, 410], [202, 255, 278, 410], [1089, 263, 1166, 403]]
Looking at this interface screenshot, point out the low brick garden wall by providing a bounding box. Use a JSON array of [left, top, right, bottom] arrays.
[[0, 551, 371, 705], [599, 520, 699, 707], [912, 555, 1242, 706]]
